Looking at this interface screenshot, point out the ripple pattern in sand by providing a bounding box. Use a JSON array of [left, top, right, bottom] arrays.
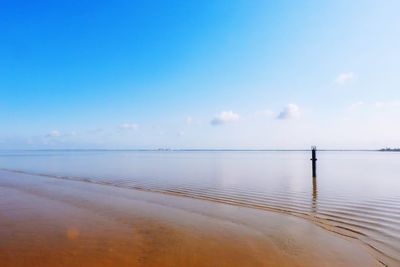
[[1, 167, 399, 266]]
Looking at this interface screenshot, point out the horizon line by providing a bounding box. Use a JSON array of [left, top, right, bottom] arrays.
[[0, 148, 387, 152]]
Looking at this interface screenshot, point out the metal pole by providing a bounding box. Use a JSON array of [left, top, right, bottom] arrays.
[[311, 146, 317, 177]]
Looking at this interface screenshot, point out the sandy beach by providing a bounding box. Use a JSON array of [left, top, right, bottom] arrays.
[[0, 170, 382, 267]]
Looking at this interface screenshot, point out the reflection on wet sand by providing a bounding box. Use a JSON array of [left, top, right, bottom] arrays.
[[0, 171, 382, 267], [311, 175, 317, 214]]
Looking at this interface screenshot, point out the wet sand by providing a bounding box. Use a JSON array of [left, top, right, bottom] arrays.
[[0, 170, 382, 267]]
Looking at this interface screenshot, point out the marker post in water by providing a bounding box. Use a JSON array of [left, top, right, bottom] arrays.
[[311, 146, 317, 177]]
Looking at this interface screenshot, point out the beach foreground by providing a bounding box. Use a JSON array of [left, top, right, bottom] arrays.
[[0, 170, 381, 267]]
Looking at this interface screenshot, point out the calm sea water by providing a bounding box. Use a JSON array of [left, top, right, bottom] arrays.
[[0, 150, 399, 265]]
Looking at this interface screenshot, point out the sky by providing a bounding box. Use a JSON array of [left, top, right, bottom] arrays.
[[0, 0, 400, 149]]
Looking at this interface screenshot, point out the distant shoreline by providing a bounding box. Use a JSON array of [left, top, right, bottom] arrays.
[[0, 148, 384, 152], [379, 148, 400, 152]]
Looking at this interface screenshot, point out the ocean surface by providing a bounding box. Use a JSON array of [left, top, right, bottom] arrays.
[[0, 150, 399, 265]]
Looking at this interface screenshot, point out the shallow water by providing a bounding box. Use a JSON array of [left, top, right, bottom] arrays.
[[0, 150, 399, 266]]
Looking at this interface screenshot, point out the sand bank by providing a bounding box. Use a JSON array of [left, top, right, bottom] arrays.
[[0, 170, 381, 267]]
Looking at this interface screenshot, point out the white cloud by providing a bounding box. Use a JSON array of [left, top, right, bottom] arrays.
[[178, 131, 185, 137], [119, 123, 139, 130], [349, 101, 364, 110], [45, 130, 78, 138], [277, 104, 300, 120], [46, 130, 61, 137], [211, 111, 240, 125], [345, 101, 400, 110], [374, 101, 400, 108], [185, 116, 193, 125], [335, 72, 356, 84]]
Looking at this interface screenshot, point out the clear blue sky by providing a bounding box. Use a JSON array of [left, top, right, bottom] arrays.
[[1, 0, 399, 149]]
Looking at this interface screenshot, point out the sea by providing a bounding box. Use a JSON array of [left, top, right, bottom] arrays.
[[0, 150, 399, 265]]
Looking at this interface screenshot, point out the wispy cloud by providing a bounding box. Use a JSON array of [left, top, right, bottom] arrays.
[[46, 130, 61, 137], [119, 123, 139, 130], [45, 130, 78, 138], [346, 101, 400, 110], [211, 111, 240, 125], [277, 104, 300, 120], [374, 101, 400, 108], [349, 101, 364, 110], [335, 72, 356, 84], [185, 116, 193, 125]]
